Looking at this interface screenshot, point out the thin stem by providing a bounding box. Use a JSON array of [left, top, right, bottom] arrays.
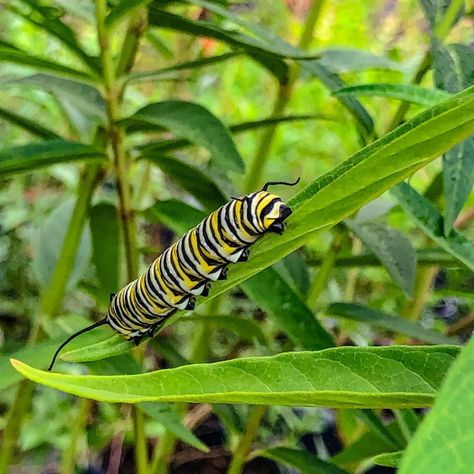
[[402, 265, 438, 322], [227, 405, 267, 474], [60, 398, 90, 474], [243, 0, 325, 192], [306, 230, 344, 310], [434, 0, 465, 40], [133, 408, 149, 474]]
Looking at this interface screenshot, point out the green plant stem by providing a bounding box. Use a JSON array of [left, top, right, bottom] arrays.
[[392, 409, 419, 443], [434, 0, 465, 39], [60, 398, 90, 474], [243, 0, 325, 192], [0, 381, 34, 473], [343, 238, 363, 301], [96, 0, 138, 279], [0, 165, 100, 474], [227, 405, 268, 474], [306, 230, 344, 310], [96, 4, 147, 474]]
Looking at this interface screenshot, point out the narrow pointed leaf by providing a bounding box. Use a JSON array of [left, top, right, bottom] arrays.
[[260, 447, 349, 474], [328, 303, 458, 345], [60, 335, 133, 363], [0, 140, 106, 176], [141, 155, 227, 210], [433, 41, 474, 235], [391, 182, 474, 271], [334, 83, 450, 106], [345, 221, 416, 296], [0, 106, 60, 138], [106, 0, 152, 28], [129, 101, 244, 173], [372, 451, 403, 468], [399, 338, 474, 474], [11, 345, 460, 406]]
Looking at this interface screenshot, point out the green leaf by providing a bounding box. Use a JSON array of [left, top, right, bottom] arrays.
[[12, 345, 459, 406], [334, 83, 450, 106], [345, 221, 416, 296], [60, 335, 133, 363], [420, 0, 464, 30], [11, 0, 100, 74], [141, 155, 227, 210], [391, 182, 474, 271], [11, 74, 106, 124], [145, 199, 207, 235], [180, 316, 267, 345], [432, 41, 474, 235], [128, 101, 244, 173], [372, 450, 403, 468], [242, 268, 334, 350], [148, 6, 318, 60], [319, 48, 404, 74], [0, 323, 111, 392], [90, 203, 121, 301], [327, 303, 458, 345], [0, 140, 106, 176], [32, 199, 92, 291], [127, 52, 240, 83], [0, 46, 93, 81], [0, 105, 60, 139], [139, 402, 209, 452], [134, 114, 330, 154], [260, 447, 349, 474], [399, 337, 474, 474], [106, 0, 152, 28]]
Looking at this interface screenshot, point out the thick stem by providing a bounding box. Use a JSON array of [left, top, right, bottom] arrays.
[[60, 398, 90, 474], [243, 0, 325, 192], [227, 405, 267, 474]]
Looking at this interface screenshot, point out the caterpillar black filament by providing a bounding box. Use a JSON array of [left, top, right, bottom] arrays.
[[48, 178, 299, 371]]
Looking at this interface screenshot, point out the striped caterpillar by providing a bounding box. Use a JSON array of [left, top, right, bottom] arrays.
[[48, 178, 299, 371]]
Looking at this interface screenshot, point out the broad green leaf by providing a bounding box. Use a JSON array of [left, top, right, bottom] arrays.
[[327, 303, 458, 345], [139, 402, 209, 452], [11, 345, 460, 406], [134, 114, 329, 154], [0, 325, 111, 392], [345, 221, 416, 296], [11, 74, 106, 124], [391, 182, 474, 271], [12, 0, 100, 74], [179, 316, 267, 345], [372, 451, 403, 468], [319, 48, 403, 74], [60, 335, 133, 363], [127, 52, 240, 83], [148, 6, 318, 60], [145, 199, 207, 235], [90, 203, 121, 302], [260, 447, 349, 474], [0, 140, 106, 176], [181, 0, 373, 137], [242, 268, 334, 350], [432, 41, 474, 235], [141, 155, 227, 210], [106, 0, 152, 28], [32, 200, 91, 291], [0, 106, 60, 139], [399, 337, 474, 474], [0, 46, 92, 81], [129, 101, 244, 173], [334, 83, 450, 106]]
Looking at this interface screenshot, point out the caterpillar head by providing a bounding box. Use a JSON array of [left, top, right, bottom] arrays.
[[257, 192, 292, 234]]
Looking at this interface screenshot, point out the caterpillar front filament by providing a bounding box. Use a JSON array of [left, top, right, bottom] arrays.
[[48, 178, 299, 371]]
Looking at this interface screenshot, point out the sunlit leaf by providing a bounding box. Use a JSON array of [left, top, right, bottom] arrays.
[[12, 345, 459, 406], [372, 451, 403, 468]]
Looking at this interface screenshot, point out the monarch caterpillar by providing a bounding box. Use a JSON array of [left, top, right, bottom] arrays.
[[48, 178, 299, 371]]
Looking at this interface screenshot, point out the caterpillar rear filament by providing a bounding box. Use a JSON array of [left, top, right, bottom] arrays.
[[48, 178, 299, 371]]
